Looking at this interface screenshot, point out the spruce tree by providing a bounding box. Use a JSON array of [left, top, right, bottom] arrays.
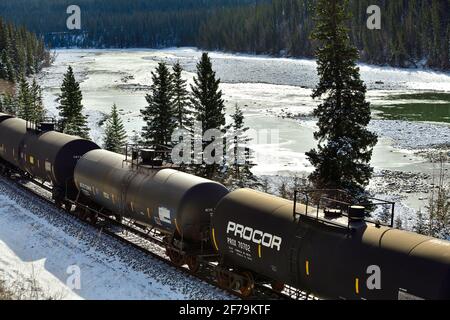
[[226, 104, 257, 188], [1, 50, 15, 83], [141, 62, 176, 150], [191, 52, 226, 135], [190, 52, 226, 179], [57, 66, 90, 139], [0, 56, 6, 80], [17, 76, 33, 121], [172, 62, 192, 130], [305, 0, 378, 200], [2, 93, 16, 115], [30, 78, 45, 122], [104, 104, 127, 154]]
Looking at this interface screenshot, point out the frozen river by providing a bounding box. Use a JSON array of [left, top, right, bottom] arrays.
[[38, 48, 449, 176]]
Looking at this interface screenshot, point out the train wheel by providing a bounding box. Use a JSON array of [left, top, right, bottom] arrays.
[[186, 256, 200, 273], [64, 201, 73, 212], [166, 248, 184, 267], [216, 270, 231, 289], [271, 281, 285, 293], [239, 272, 255, 298], [85, 215, 97, 225]]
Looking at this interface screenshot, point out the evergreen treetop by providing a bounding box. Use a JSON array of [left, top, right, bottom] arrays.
[[306, 0, 378, 200], [141, 62, 176, 150], [172, 62, 192, 131], [57, 66, 90, 139], [190, 52, 226, 134], [190, 52, 227, 180], [103, 103, 127, 154]]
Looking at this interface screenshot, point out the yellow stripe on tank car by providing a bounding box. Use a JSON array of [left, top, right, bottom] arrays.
[[258, 244, 262, 258], [305, 260, 310, 276], [174, 218, 181, 234], [212, 228, 219, 251], [355, 278, 360, 294]]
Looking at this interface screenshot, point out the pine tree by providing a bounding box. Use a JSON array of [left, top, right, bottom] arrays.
[[1, 49, 15, 83], [30, 78, 45, 122], [414, 210, 428, 236], [305, 0, 378, 201], [2, 93, 17, 115], [191, 52, 226, 135], [141, 62, 176, 151], [226, 104, 257, 188], [104, 104, 127, 154], [279, 179, 288, 199], [17, 76, 33, 121], [57, 66, 90, 139], [190, 52, 226, 179], [172, 62, 192, 130]]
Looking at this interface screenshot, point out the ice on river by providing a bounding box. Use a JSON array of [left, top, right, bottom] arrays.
[[37, 48, 450, 176]]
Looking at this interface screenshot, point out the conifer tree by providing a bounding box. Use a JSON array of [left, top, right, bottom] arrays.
[[191, 52, 226, 136], [30, 78, 45, 122], [2, 93, 16, 115], [226, 104, 257, 188], [141, 62, 176, 150], [1, 50, 15, 83], [17, 76, 33, 120], [104, 104, 127, 154], [172, 62, 192, 130], [305, 0, 378, 200], [190, 52, 226, 179], [57, 66, 90, 139]]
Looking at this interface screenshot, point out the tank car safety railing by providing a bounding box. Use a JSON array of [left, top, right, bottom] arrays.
[[293, 189, 396, 228], [123, 144, 178, 170], [26, 117, 58, 133]]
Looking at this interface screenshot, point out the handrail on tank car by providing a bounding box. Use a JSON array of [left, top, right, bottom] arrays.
[[294, 189, 396, 228], [123, 143, 178, 170], [293, 189, 350, 218], [26, 116, 59, 133]]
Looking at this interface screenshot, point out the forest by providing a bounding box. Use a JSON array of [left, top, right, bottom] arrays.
[[0, 17, 51, 85], [0, 0, 448, 70]]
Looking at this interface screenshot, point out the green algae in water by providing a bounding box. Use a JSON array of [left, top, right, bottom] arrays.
[[373, 92, 450, 123]]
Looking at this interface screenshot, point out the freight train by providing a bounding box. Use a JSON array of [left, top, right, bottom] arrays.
[[0, 113, 449, 300]]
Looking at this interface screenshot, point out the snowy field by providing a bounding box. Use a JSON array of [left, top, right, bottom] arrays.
[[0, 177, 231, 300]]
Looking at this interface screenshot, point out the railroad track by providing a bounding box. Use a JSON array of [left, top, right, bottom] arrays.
[[2, 172, 316, 300]]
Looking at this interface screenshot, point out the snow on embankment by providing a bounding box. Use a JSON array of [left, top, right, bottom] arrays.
[[0, 177, 231, 300]]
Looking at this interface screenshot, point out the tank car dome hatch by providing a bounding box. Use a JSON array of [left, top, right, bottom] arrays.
[[348, 206, 365, 221], [74, 149, 229, 243]]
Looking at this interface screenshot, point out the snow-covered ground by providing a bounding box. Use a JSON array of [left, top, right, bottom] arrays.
[[0, 177, 231, 300]]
